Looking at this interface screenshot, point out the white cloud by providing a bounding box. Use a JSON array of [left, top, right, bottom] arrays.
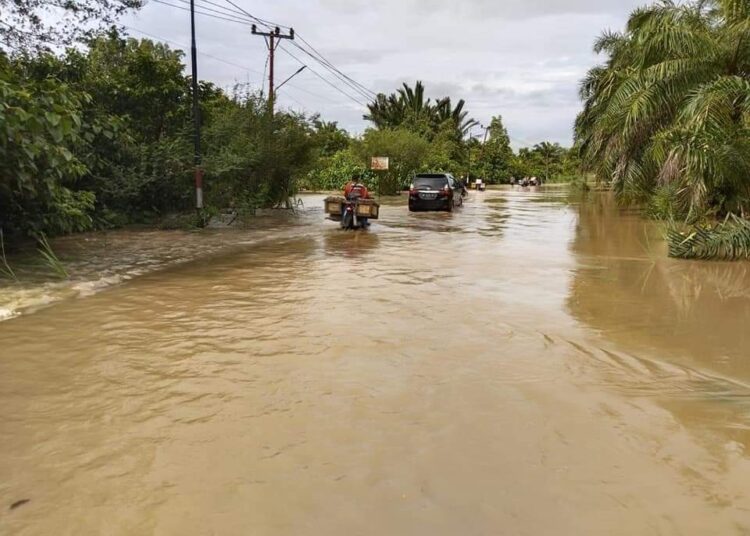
[[126, 0, 643, 147]]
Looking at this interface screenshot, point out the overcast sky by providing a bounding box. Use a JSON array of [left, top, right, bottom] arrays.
[[124, 0, 643, 148]]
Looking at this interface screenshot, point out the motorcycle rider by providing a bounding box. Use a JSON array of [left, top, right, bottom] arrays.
[[342, 176, 371, 227], [344, 176, 370, 200]]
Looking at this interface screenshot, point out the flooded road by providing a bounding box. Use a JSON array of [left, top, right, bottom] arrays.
[[1, 188, 750, 535]]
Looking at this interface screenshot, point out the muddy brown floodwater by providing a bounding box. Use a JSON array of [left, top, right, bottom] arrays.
[[1, 188, 750, 535]]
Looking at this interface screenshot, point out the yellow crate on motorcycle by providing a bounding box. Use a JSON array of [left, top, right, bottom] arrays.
[[324, 196, 345, 215], [355, 199, 380, 219]]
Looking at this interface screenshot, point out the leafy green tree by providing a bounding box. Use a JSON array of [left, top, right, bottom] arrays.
[[203, 93, 316, 208], [0, 57, 96, 240], [355, 128, 432, 194], [561, 145, 583, 177], [303, 149, 373, 191], [0, 0, 142, 52], [475, 116, 514, 183], [576, 0, 750, 219], [310, 118, 350, 157], [533, 141, 566, 182]]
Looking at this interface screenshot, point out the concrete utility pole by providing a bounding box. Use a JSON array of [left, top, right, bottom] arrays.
[[189, 0, 203, 210], [251, 25, 295, 114]]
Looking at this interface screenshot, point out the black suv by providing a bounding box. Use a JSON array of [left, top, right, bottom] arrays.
[[408, 173, 465, 212]]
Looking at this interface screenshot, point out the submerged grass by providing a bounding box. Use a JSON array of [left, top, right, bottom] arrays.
[[0, 229, 18, 281], [668, 215, 750, 261], [36, 233, 69, 279]]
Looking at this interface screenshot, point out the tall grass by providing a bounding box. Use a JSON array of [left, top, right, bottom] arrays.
[[36, 233, 69, 278], [0, 229, 17, 281]]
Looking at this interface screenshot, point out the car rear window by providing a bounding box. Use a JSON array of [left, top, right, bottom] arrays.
[[413, 177, 448, 189]]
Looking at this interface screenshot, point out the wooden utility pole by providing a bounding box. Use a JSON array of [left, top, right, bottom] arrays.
[[251, 25, 295, 115], [189, 0, 203, 210]]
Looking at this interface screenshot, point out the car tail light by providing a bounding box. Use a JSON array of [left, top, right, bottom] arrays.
[[439, 185, 450, 197]]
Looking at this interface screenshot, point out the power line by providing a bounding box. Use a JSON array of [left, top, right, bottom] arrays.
[[125, 26, 264, 77], [278, 89, 306, 109], [196, 0, 255, 19], [214, 1, 374, 102], [144, 0, 369, 108], [169, 0, 252, 23], [219, 0, 290, 31], [125, 26, 336, 102], [288, 41, 373, 101], [278, 44, 367, 107], [150, 0, 252, 25], [293, 34, 377, 98]]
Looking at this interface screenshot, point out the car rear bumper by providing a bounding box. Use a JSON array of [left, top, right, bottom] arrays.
[[409, 197, 451, 211]]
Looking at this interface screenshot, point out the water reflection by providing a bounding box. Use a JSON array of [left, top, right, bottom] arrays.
[[567, 194, 750, 382], [566, 193, 750, 452], [322, 230, 380, 258]]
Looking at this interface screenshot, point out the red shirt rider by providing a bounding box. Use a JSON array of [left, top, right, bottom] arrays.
[[344, 180, 370, 200]]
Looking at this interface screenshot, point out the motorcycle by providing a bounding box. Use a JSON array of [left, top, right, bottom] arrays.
[[340, 199, 368, 230], [324, 195, 380, 230]]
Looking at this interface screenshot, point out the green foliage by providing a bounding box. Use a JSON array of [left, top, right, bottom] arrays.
[[508, 142, 569, 183], [364, 81, 477, 139], [576, 0, 750, 220], [475, 116, 514, 183], [646, 183, 685, 220], [0, 58, 96, 240], [303, 149, 374, 191], [0, 0, 142, 52], [355, 128, 432, 194], [1, 31, 324, 246], [35, 233, 68, 278], [202, 92, 317, 208], [668, 215, 750, 260], [310, 118, 350, 157]]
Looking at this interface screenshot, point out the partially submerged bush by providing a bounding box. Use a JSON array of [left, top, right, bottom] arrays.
[[668, 215, 750, 260]]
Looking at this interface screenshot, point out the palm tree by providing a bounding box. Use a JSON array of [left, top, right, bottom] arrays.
[[363, 92, 405, 129], [575, 0, 750, 219], [434, 97, 478, 136], [533, 142, 565, 182], [363, 81, 477, 139], [397, 81, 432, 119]]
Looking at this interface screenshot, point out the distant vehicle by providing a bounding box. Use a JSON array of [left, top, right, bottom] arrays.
[[475, 178, 486, 191], [408, 173, 464, 212]]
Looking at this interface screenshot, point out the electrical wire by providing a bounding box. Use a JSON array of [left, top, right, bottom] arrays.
[[216, 0, 374, 101], [125, 25, 338, 103], [126, 26, 263, 77], [278, 44, 367, 107], [150, 0, 252, 25], [219, 0, 290, 31], [293, 34, 377, 98], [288, 41, 373, 101], [277, 89, 306, 109], [145, 0, 370, 108], [168, 0, 253, 23]]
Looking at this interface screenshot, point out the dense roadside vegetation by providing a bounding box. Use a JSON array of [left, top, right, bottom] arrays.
[[576, 0, 750, 259], [0, 0, 575, 256]]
